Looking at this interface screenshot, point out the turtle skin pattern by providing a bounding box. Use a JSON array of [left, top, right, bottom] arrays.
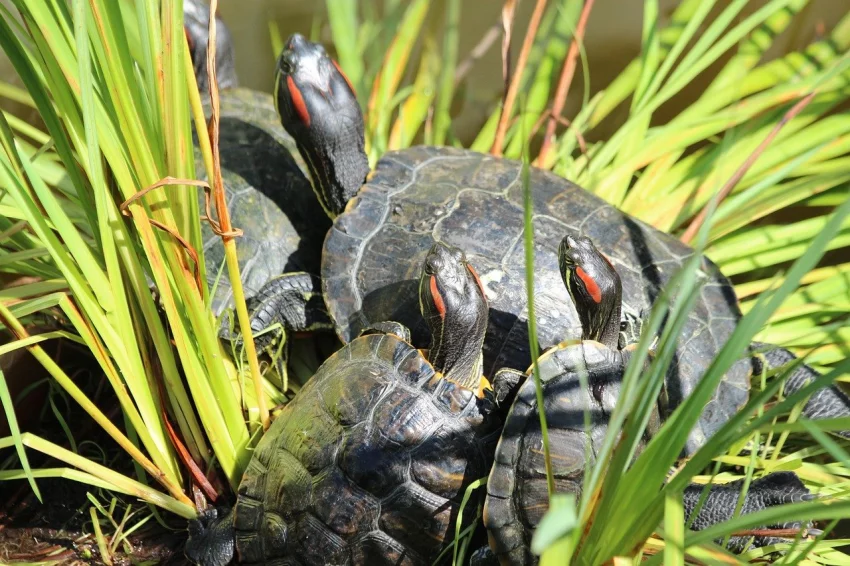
[[195, 88, 331, 314], [683, 471, 815, 552], [231, 332, 500, 565], [322, 145, 748, 453]]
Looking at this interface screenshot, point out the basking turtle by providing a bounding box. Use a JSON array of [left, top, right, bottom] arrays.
[[184, 4, 332, 366], [260, 34, 850, 455], [184, 0, 238, 93], [185, 242, 501, 565], [482, 235, 824, 564]]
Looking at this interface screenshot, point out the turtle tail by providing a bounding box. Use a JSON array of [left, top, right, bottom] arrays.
[[186, 507, 236, 566], [751, 342, 850, 439]]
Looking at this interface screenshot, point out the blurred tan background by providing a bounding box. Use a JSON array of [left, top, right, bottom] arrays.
[[0, 0, 844, 140], [218, 0, 844, 139]]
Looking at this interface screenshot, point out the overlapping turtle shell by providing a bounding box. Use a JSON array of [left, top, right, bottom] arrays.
[[484, 342, 631, 565], [233, 332, 500, 565], [322, 145, 749, 450], [195, 88, 330, 313]]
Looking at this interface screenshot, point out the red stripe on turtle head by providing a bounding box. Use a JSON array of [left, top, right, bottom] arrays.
[[430, 275, 446, 319], [332, 59, 356, 96], [466, 264, 487, 304], [286, 75, 311, 127], [576, 267, 602, 304]]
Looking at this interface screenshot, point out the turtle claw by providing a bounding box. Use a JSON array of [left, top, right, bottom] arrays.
[[185, 507, 235, 566], [492, 368, 526, 410]]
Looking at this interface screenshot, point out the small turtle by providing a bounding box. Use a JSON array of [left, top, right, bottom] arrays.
[[258, 33, 850, 458], [481, 235, 824, 565], [184, 4, 332, 371], [185, 242, 501, 565]]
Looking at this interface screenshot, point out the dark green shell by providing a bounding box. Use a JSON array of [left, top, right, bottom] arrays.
[[322, 145, 749, 451], [484, 342, 634, 565], [195, 88, 330, 313], [232, 332, 499, 565]]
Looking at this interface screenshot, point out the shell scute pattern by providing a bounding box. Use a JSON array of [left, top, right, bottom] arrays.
[[235, 333, 498, 564], [338, 420, 411, 498], [372, 387, 441, 445], [312, 468, 379, 537], [351, 531, 420, 566], [323, 146, 749, 455], [379, 484, 456, 557], [484, 344, 618, 564], [410, 427, 479, 498], [320, 363, 389, 426], [273, 400, 343, 475], [293, 513, 347, 563]]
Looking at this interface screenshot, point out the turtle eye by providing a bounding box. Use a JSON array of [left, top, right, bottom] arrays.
[[280, 51, 299, 75], [425, 257, 439, 275]]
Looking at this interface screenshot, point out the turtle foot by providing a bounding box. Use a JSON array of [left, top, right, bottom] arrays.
[[220, 272, 332, 349], [469, 545, 500, 565], [752, 342, 850, 439], [185, 507, 235, 566], [684, 471, 816, 552]]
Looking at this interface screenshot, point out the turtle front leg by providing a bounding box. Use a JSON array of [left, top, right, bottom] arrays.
[[752, 342, 850, 439], [243, 272, 333, 336], [185, 507, 235, 566], [219, 272, 331, 381]]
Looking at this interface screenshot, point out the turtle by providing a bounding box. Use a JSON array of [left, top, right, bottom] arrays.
[[256, 33, 850, 456], [185, 242, 502, 565], [480, 234, 825, 564], [184, 3, 333, 370], [184, 0, 238, 93]]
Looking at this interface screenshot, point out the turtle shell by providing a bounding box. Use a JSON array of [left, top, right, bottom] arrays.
[[483, 341, 631, 565], [232, 332, 500, 565], [195, 88, 331, 314], [322, 145, 749, 450]]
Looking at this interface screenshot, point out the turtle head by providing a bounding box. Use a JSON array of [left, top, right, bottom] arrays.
[[419, 242, 489, 391], [184, 0, 238, 92], [559, 234, 622, 349], [275, 34, 369, 218]]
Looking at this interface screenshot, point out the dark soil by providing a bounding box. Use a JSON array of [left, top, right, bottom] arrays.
[[0, 333, 192, 565]]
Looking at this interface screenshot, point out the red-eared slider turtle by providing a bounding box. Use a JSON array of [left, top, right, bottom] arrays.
[[184, 5, 332, 366], [260, 34, 850, 456], [185, 242, 501, 565], [184, 0, 237, 92], [481, 235, 829, 565]]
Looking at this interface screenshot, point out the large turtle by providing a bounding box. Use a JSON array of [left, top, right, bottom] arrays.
[[481, 235, 827, 564], [185, 242, 502, 565], [184, 3, 332, 367], [257, 34, 850, 456]]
